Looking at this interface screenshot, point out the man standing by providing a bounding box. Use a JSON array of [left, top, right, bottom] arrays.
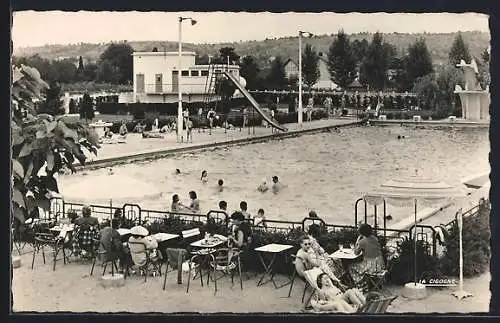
[[197, 107, 203, 133], [186, 118, 193, 143], [207, 108, 216, 135], [307, 97, 314, 122], [241, 106, 248, 131]]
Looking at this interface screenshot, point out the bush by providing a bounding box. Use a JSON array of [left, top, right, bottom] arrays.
[[386, 237, 441, 285], [439, 200, 491, 277]]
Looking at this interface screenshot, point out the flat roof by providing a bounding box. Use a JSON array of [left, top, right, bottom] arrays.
[[132, 51, 196, 56]]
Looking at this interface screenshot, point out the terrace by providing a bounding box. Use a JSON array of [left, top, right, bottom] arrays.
[[11, 197, 490, 313]]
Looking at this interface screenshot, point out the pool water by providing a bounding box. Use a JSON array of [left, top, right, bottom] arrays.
[[58, 126, 489, 225]]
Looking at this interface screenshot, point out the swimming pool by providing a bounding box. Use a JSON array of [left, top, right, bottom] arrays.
[[58, 125, 489, 225]]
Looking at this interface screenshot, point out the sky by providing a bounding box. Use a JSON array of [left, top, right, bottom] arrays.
[[12, 11, 489, 48]]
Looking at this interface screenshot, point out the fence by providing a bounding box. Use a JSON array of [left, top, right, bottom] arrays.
[[42, 196, 485, 256]]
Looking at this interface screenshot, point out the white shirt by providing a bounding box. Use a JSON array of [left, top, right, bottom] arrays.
[[183, 110, 189, 118]]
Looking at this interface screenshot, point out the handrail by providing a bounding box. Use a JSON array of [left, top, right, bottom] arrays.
[[207, 210, 229, 224], [354, 198, 367, 227]]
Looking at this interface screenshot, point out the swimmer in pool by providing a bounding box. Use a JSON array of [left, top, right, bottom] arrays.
[[271, 175, 282, 194], [175, 168, 181, 175], [201, 170, 208, 184], [217, 179, 224, 192], [257, 178, 269, 193]]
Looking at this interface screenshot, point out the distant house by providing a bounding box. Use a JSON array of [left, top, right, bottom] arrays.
[[346, 79, 365, 91], [284, 58, 298, 79]]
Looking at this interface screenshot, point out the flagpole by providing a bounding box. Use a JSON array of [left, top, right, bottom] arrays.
[[452, 208, 473, 300]]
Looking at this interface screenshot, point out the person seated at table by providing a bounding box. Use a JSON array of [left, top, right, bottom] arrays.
[[228, 211, 252, 249], [112, 209, 124, 228], [239, 201, 251, 220], [187, 191, 200, 213], [128, 225, 162, 272], [296, 236, 343, 285], [311, 273, 366, 313], [75, 205, 99, 227], [171, 194, 187, 213], [349, 224, 385, 284], [99, 219, 130, 273]]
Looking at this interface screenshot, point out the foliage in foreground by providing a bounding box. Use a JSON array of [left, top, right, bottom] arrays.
[[11, 64, 101, 224]]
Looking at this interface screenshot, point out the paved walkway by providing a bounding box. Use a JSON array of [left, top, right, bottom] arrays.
[[83, 118, 360, 167]]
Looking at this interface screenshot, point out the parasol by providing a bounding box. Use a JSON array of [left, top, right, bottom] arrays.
[[364, 169, 465, 288]]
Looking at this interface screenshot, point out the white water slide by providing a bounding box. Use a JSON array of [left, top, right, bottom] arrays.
[[223, 71, 288, 132]]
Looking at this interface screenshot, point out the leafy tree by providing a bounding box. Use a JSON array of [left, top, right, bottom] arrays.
[[402, 38, 434, 91], [196, 54, 210, 65], [38, 82, 65, 116], [449, 32, 472, 65], [79, 93, 95, 121], [481, 48, 490, 64], [412, 73, 439, 110], [83, 62, 99, 81], [68, 98, 77, 114], [77, 56, 84, 71], [51, 59, 78, 84], [266, 56, 287, 90], [239, 55, 260, 90], [327, 30, 357, 89], [359, 32, 392, 90], [351, 38, 369, 64], [98, 43, 134, 84], [97, 59, 119, 84], [215, 75, 236, 101], [218, 47, 240, 65], [11, 64, 100, 225], [301, 44, 320, 88]]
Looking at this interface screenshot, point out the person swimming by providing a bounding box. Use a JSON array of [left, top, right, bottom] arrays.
[[201, 170, 208, 184], [217, 179, 224, 192], [175, 168, 181, 175], [257, 178, 269, 193], [271, 176, 282, 194]]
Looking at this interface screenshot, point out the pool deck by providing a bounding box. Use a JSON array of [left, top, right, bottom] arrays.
[[81, 118, 361, 169]]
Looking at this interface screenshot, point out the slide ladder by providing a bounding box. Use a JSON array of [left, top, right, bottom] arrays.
[[223, 71, 288, 132]]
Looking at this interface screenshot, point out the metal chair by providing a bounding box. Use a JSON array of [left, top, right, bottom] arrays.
[[128, 240, 162, 282], [208, 247, 243, 295], [31, 232, 69, 271], [162, 248, 188, 290], [90, 239, 120, 277]]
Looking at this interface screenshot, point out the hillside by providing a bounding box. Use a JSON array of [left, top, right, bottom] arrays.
[[13, 31, 490, 67]]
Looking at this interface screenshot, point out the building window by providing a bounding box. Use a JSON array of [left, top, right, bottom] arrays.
[[191, 70, 199, 77], [201, 70, 209, 77], [181, 70, 189, 76]]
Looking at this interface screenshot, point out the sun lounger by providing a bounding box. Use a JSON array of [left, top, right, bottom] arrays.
[[142, 131, 165, 139], [302, 267, 396, 314]]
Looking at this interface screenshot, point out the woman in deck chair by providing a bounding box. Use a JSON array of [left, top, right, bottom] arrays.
[[310, 272, 366, 313]]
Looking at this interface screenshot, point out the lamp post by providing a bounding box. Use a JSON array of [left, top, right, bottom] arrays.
[[177, 16, 197, 143], [298, 30, 313, 127]]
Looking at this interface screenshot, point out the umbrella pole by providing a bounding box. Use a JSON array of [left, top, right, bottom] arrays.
[[414, 199, 417, 286], [452, 208, 473, 300]]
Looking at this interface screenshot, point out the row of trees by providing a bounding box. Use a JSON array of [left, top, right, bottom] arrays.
[[13, 43, 134, 86]]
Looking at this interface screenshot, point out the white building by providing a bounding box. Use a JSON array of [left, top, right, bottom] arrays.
[[132, 51, 240, 103]]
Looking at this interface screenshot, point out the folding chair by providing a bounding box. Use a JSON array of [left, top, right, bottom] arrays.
[[356, 295, 397, 314], [208, 248, 243, 295], [128, 240, 162, 282], [288, 254, 311, 303], [361, 270, 388, 293]]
